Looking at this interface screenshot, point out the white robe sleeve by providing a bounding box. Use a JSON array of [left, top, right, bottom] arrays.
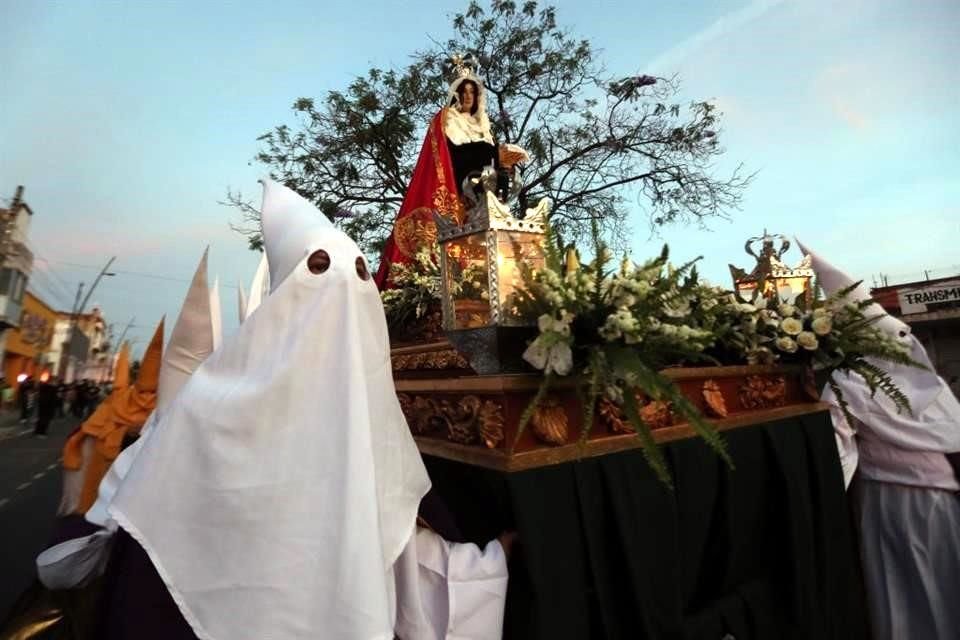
[[829, 404, 859, 490], [394, 528, 509, 640]]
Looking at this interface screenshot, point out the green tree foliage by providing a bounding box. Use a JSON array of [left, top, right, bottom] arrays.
[[226, 0, 751, 255]]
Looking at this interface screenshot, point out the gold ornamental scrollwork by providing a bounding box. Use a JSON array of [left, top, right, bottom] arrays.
[[397, 393, 504, 449], [598, 395, 673, 433], [530, 397, 568, 446], [391, 348, 470, 372], [738, 375, 786, 410], [702, 379, 729, 418]]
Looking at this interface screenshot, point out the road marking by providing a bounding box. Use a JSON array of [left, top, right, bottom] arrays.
[[16, 482, 31, 491], [33, 472, 46, 480], [47, 463, 59, 471], [0, 498, 8, 509]]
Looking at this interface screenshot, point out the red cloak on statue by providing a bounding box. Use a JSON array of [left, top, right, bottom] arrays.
[[374, 110, 463, 289]]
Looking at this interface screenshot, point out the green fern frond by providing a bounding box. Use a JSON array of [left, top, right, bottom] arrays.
[[622, 386, 674, 489], [827, 376, 857, 430], [578, 349, 604, 449]]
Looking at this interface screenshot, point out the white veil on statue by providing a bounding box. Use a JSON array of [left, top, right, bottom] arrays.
[[109, 180, 430, 640]]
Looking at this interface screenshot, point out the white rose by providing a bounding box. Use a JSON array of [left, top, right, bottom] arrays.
[[811, 317, 832, 335], [523, 339, 549, 370], [813, 307, 830, 319], [778, 303, 796, 317], [537, 314, 554, 333], [546, 342, 573, 376], [780, 318, 803, 336], [797, 331, 819, 351], [776, 336, 798, 353]]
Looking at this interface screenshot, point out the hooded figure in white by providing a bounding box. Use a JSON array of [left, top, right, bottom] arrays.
[[798, 240, 960, 640], [106, 180, 508, 640], [37, 248, 222, 590]]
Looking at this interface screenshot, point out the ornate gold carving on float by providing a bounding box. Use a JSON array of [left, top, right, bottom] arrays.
[[597, 395, 673, 433], [738, 375, 787, 409], [396, 393, 505, 449], [530, 397, 568, 445], [702, 379, 728, 418], [391, 346, 469, 371], [640, 400, 673, 430]]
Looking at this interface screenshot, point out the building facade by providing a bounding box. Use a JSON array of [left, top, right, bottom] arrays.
[[873, 275, 960, 384], [2, 291, 58, 386], [46, 307, 108, 383], [0, 186, 35, 334]]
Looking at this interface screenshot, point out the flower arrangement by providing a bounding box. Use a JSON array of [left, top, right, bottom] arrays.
[[379, 229, 919, 486], [381, 246, 487, 340], [510, 225, 919, 486]]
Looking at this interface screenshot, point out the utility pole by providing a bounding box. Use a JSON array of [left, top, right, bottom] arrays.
[[102, 316, 135, 383], [58, 257, 116, 380], [0, 186, 24, 262]]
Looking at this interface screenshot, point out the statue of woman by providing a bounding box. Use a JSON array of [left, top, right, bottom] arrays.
[[374, 60, 528, 288]]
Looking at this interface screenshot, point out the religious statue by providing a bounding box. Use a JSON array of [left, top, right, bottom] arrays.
[[374, 54, 530, 287]]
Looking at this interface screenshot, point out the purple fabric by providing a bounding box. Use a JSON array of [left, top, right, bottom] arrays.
[[99, 529, 198, 640], [47, 515, 103, 548], [97, 490, 460, 638], [418, 487, 466, 543]]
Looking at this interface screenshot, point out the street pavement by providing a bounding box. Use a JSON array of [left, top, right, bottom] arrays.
[[0, 411, 78, 620]]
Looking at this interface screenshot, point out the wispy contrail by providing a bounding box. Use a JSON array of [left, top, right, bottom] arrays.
[[644, 0, 786, 74]]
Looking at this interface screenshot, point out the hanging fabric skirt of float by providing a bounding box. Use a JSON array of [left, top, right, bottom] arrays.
[[852, 478, 960, 640]]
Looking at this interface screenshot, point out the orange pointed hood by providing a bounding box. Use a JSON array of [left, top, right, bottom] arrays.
[[113, 342, 131, 390], [135, 319, 164, 393]]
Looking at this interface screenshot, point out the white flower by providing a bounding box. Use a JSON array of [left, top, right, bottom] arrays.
[[797, 331, 819, 351], [537, 314, 555, 333], [739, 303, 757, 314], [746, 346, 775, 364], [760, 310, 781, 328], [811, 316, 832, 336], [523, 338, 549, 370], [813, 307, 830, 319], [776, 336, 798, 353], [778, 303, 796, 317], [780, 317, 803, 336], [546, 342, 573, 376], [700, 297, 718, 311]]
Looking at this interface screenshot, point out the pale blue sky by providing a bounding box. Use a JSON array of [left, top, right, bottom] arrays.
[[1, 0, 957, 356]]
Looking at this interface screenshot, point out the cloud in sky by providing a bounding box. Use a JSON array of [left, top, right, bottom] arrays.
[[644, 0, 787, 75]]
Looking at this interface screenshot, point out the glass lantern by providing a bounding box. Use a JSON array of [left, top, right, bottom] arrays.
[[435, 191, 549, 373]]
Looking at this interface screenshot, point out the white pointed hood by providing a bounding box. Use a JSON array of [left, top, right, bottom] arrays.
[[260, 178, 335, 291], [110, 179, 430, 640], [796, 239, 910, 341], [798, 239, 960, 458], [245, 253, 270, 319], [237, 281, 248, 325], [85, 249, 219, 529], [209, 276, 222, 351], [156, 248, 217, 413]]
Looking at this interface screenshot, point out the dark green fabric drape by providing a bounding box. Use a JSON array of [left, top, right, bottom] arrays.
[[424, 409, 870, 640]]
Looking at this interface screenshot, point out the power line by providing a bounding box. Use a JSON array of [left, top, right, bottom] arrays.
[[30, 250, 77, 296], [43, 259, 241, 289]]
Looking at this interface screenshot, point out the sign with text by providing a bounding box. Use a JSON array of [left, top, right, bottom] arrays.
[[898, 280, 960, 314]]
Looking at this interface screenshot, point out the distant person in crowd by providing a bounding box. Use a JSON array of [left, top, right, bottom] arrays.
[[69, 383, 85, 418], [0, 379, 12, 411], [34, 377, 61, 438], [18, 376, 35, 423], [55, 380, 66, 418]]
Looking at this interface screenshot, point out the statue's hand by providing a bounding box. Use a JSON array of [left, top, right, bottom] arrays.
[[499, 144, 529, 167]]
